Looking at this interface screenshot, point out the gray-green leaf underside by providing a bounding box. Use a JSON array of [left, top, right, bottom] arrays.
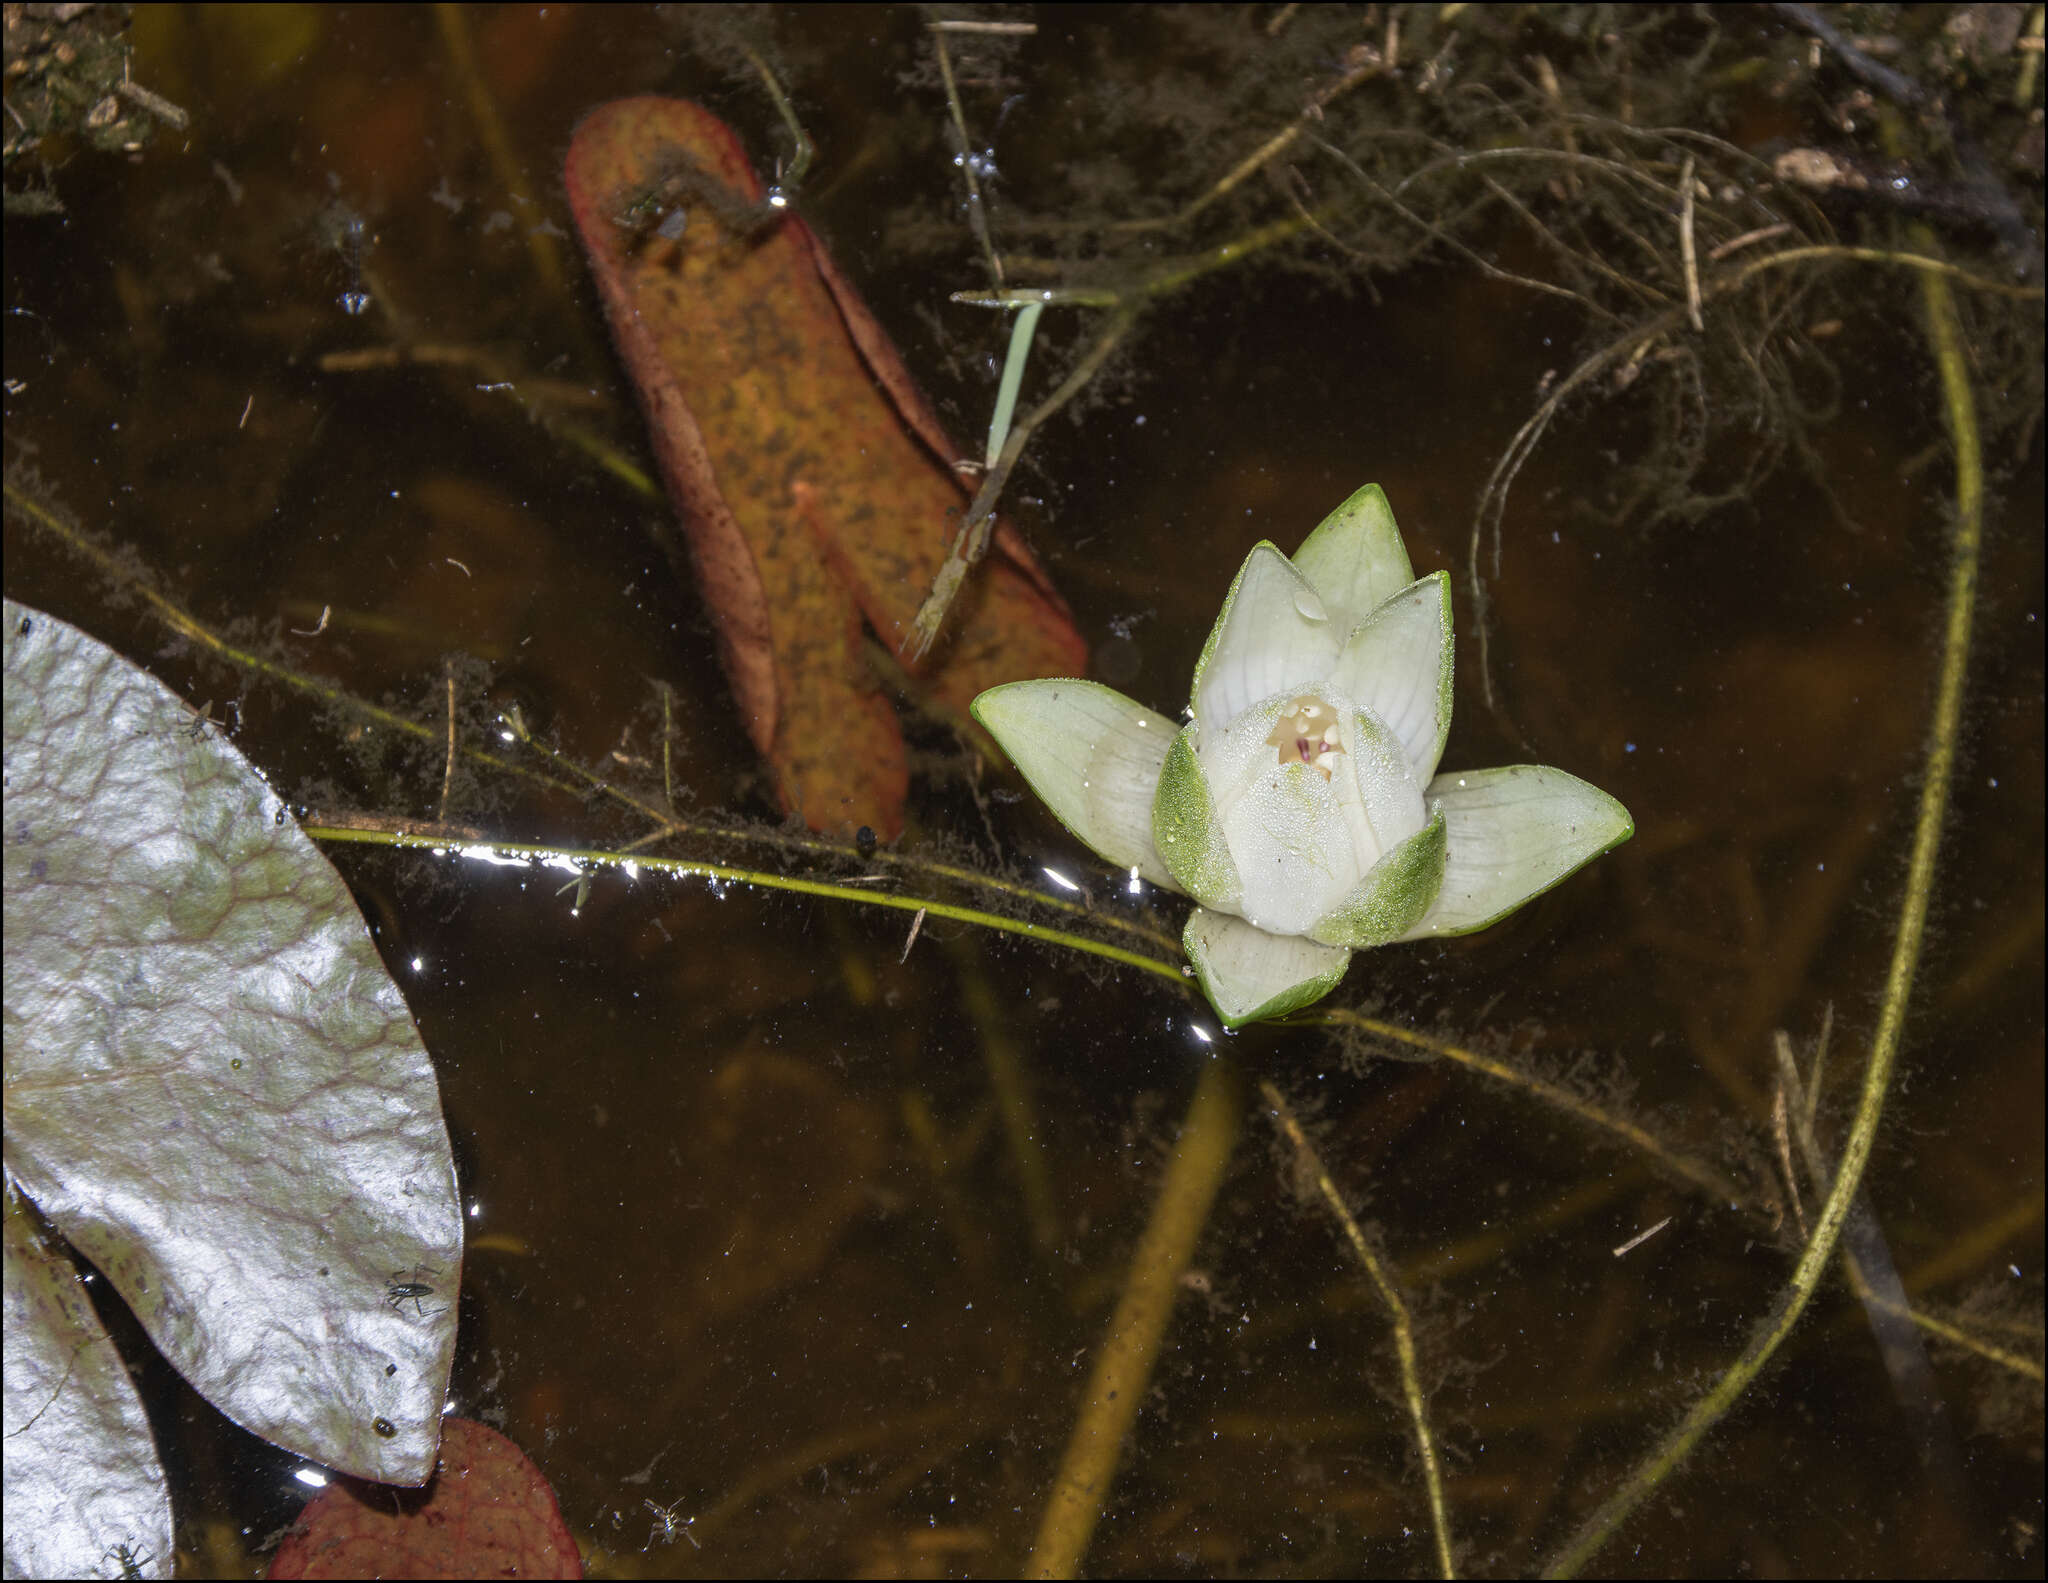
[[3, 599, 462, 1571]]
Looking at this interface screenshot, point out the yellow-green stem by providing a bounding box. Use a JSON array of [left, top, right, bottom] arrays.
[[1542, 232, 1985, 1578]]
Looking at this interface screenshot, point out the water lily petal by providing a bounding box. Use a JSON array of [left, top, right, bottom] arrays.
[[1183, 906, 1351, 1027], [1189, 694, 1355, 933], [972, 679, 1180, 888], [1152, 725, 1243, 911], [1327, 571, 1453, 785], [1400, 765, 1634, 938], [1289, 483, 1416, 630], [1190, 544, 1344, 725], [1310, 805, 1447, 948], [1338, 702, 1429, 870]]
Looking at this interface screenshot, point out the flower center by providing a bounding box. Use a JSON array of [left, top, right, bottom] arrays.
[[1266, 695, 1344, 780]]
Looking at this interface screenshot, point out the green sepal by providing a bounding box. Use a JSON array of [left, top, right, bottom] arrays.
[[971, 679, 1180, 889], [1151, 726, 1242, 912], [1400, 766, 1634, 938], [1308, 806, 1447, 948]]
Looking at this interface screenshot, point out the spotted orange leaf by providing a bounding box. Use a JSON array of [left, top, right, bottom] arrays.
[[565, 96, 1087, 837]]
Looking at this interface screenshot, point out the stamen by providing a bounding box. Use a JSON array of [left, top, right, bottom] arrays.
[[1266, 694, 1347, 780]]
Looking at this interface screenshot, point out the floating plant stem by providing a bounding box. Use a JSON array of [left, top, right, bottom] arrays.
[[302, 823, 1190, 991]]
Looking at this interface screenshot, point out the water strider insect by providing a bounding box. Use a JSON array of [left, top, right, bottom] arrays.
[[384, 1265, 439, 1319], [643, 1497, 700, 1551]]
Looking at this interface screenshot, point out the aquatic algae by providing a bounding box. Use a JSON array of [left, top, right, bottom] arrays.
[[565, 97, 1087, 838]]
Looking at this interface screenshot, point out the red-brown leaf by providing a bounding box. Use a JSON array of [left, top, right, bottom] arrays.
[[267, 1417, 581, 1580]]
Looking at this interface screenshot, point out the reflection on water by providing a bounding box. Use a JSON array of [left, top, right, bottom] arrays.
[[3, 6, 2040, 1577]]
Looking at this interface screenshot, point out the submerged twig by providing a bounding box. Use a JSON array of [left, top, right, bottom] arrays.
[[1677, 154, 1703, 331], [935, 31, 1004, 287], [1259, 1080, 1456, 1578], [1467, 244, 2037, 728], [437, 660, 457, 825]]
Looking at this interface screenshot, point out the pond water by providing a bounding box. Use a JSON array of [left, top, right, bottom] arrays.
[[4, 6, 2040, 1577]]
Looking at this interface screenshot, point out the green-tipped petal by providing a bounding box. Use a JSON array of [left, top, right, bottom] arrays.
[[1400, 765, 1634, 939], [1189, 544, 1343, 724], [1152, 726, 1243, 912], [1327, 572, 1454, 786], [1184, 907, 1351, 1027], [972, 680, 1180, 889], [1310, 806, 1447, 948], [1290, 483, 1416, 630]]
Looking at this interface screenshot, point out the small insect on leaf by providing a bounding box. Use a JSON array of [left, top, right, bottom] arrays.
[[384, 1265, 440, 1319]]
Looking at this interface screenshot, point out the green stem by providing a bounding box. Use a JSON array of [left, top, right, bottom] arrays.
[[1541, 233, 1985, 1579], [307, 824, 1189, 991]]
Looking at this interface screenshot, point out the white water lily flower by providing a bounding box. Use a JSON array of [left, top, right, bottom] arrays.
[[971, 484, 1634, 1028]]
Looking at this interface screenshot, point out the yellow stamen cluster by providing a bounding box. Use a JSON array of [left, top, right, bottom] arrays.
[[1266, 695, 1343, 779]]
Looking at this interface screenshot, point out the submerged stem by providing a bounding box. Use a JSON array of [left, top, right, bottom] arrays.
[[1260, 1080, 1457, 1577], [1541, 230, 1986, 1578], [1027, 1058, 1243, 1578]]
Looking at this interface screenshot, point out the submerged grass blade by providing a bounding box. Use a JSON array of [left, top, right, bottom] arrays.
[[986, 300, 1044, 469]]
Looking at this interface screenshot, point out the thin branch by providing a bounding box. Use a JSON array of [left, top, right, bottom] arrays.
[[1677, 154, 1703, 330], [437, 660, 457, 824], [935, 32, 1003, 287]]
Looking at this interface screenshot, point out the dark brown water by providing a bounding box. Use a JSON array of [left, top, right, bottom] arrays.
[[5, 7, 2040, 1576]]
